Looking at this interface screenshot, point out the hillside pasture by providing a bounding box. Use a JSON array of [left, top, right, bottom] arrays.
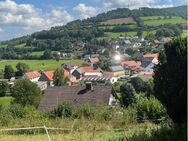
[[104, 30, 156, 39], [30, 51, 44, 57], [15, 43, 26, 49], [0, 44, 7, 48], [0, 59, 85, 71], [141, 16, 186, 26], [101, 17, 135, 25]]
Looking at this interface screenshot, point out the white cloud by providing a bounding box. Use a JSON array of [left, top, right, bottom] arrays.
[[0, 0, 75, 39], [73, 3, 98, 19], [0, 28, 4, 32], [49, 8, 74, 26], [151, 4, 174, 8], [102, 0, 156, 10]]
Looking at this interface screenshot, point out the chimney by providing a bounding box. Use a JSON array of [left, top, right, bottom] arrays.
[[85, 82, 93, 91]]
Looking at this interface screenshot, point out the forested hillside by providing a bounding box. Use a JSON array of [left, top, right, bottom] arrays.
[[0, 5, 187, 59]]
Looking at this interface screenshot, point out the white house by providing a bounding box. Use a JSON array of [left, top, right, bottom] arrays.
[[24, 71, 41, 82]]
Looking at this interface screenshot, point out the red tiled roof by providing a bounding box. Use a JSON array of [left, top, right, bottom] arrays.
[[44, 71, 54, 81], [82, 66, 94, 72], [89, 57, 99, 64], [121, 61, 141, 68], [24, 71, 41, 80], [143, 53, 159, 58]]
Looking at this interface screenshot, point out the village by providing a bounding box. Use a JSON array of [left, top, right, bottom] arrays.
[[0, 35, 173, 110]]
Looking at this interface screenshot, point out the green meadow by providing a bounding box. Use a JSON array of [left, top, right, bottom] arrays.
[[141, 16, 186, 26], [0, 59, 85, 71]]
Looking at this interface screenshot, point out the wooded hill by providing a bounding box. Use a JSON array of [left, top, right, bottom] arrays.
[[0, 5, 187, 59]]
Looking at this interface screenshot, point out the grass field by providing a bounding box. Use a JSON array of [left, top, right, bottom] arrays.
[[141, 16, 186, 26], [101, 17, 136, 25], [105, 31, 136, 38], [30, 51, 44, 57], [0, 97, 13, 106], [0, 122, 157, 141], [0, 44, 7, 48], [182, 30, 187, 37], [15, 43, 26, 49], [0, 59, 85, 71], [104, 30, 156, 38]]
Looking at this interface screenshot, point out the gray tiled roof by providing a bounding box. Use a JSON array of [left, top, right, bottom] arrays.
[[38, 85, 113, 111], [109, 66, 124, 72]]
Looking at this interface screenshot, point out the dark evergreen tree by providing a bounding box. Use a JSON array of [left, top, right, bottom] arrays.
[[120, 82, 136, 107], [154, 37, 187, 123], [4, 65, 14, 79], [53, 68, 68, 86]]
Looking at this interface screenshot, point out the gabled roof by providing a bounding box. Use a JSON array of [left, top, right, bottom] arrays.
[[77, 66, 94, 74], [109, 66, 124, 72], [38, 85, 113, 111], [24, 71, 41, 80], [89, 57, 99, 64], [121, 61, 141, 68], [143, 53, 159, 59], [43, 71, 54, 81]]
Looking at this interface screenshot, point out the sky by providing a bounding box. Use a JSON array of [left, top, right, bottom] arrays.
[[0, 0, 187, 41]]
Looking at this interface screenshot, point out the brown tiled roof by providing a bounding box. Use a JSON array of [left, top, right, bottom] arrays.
[[89, 57, 99, 64], [143, 53, 159, 59], [121, 61, 141, 68], [43, 71, 54, 81], [38, 85, 113, 111], [24, 71, 41, 80], [77, 66, 94, 74]]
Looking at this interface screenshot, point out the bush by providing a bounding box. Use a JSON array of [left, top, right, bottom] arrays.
[[76, 104, 94, 119], [11, 79, 41, 107], [134, 95, 167, 122], [52, 102, 75, 118], [130, 77, 145, 93], [0, 105, 13, 126], [99, 107, 113, 121], [0, 81, 9, 97]]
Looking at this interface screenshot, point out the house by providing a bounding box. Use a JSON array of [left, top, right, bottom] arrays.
[[72, 66, 103, 80], [121, 61, 141, 75], [80, 75, 117, 84], [138, 71, 153, 81], [142, 53, 159, 72], [24, 71, 41, 82], [160, 37, 172, 45], [56, 51, 74, 58], [108, 66, 125, 78], [62, 62, 79, 84], [133, 42, 142, 48], [38, 83, 117, 111], [88, 57, 99, 67], [35, 81, 47, 91], [39, 71, 54, 87]]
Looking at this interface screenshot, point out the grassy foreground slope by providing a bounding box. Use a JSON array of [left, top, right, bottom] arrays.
[[0, 97, 13, 106], [0, 59, 85, 71]]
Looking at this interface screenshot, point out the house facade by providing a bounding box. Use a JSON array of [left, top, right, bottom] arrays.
[[39, 71, 54, 87]]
